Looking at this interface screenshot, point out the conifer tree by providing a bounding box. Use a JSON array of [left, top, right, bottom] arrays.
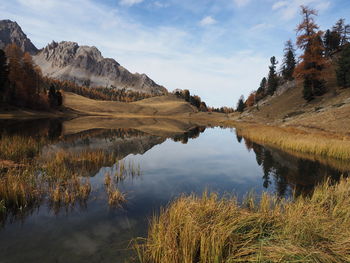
[[333, 18, 350, 45], [281, 40, 296, 81], [236, 95, 245, 113], [323, 29, 340, 56], [336, 44, 350, 88], [294, 6, 327, 101], [0, 49, 8, 102], [256, 77, 267, 102], [267, 56, 278, 95]]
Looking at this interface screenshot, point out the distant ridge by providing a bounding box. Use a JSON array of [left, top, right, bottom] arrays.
[[0, 19, 167, 95]]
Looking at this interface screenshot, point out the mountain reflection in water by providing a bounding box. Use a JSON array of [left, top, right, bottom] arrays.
[[0, 118, 348, 263]]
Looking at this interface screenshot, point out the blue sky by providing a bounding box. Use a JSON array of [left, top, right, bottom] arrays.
[[1, 0, 349, 107]]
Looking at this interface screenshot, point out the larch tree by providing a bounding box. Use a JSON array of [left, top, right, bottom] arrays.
[[5, 43, 24, 105], [294, 6, 327, 101], [245, 92, 256, 107], [267, 56, 278, 95], [281, 40, 296, 81]]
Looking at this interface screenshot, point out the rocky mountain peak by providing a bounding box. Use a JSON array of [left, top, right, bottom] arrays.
[[34, 41, 167, 94], [0, 19, 167, 95], [0, 19, 38, 54]]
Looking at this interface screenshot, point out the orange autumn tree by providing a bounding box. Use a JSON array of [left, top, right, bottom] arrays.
[[4, 43, 49, 109], [294, 6, 327, 101], [245, 92, 256, 107]]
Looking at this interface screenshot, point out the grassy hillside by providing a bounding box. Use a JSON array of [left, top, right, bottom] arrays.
[[236, 61, 350, 136], [63, 92, 199, 117]]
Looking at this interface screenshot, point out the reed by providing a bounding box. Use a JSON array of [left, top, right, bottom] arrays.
[[48, 176, 91, 205], [0, 167, 42, 214], [0, 135, 44, 163], [137, 178, 350, 263], [107, 187, 126, 207], [233, 122, 350, 160], [104, 171, 126, 207]]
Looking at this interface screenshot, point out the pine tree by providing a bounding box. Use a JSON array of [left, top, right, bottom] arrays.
[[333, 18, 350, 45], [183, 89, 190, 102], [236, 95, 245, 113], [281, 40, 296, 81], [294, 6, 327, 101], [336, 44, 350, 88], [323, 29, 341, 57], [258, 77, 267, 94], [0, 49, 8, 102], [267, 56, 278, 95]]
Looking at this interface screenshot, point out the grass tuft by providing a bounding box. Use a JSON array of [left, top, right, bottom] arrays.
[[137, 178, 350, 263]]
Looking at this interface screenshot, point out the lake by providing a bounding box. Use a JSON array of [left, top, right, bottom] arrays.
[[0, 118, 348, 263]]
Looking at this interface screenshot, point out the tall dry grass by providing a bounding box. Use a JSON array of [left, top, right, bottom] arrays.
[[0, 135, 44, 163], [137, 178, 350, 263], [0, 168, 42, 214], [234, 123, 350, 160]]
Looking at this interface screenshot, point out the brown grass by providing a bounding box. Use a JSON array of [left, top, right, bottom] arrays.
[[63, 92, 197, 117], [137, 178, 350, 263], [0, 135, 44, 163], [232, 122, 350, 160]]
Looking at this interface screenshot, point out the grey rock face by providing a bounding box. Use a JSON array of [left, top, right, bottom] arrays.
[[0, 20, 38, 54], [33, 41, 168, 95], [0, 19, 167, 95]]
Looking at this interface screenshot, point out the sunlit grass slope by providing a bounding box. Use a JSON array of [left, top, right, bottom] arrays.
[[233, 122, 350, 160], [63, 92, 198, 117]]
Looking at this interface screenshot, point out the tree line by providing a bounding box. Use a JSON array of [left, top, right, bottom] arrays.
[[236, 6, 350, 112], [174, 89, 235, 113], [44, 78, 155, 103], [0, 44, 62, 110], [0, 43, 165, 111]]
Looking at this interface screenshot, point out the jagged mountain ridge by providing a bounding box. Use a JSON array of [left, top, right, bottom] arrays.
[[0, 19, 38, 54], [33, 41, 167, 94], [0, 19, 167, 95]]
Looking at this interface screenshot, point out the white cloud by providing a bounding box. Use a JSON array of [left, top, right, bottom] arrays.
[[153, 1, 169, 8], [272, 0, 331, 20], [272, 1, 288, 10], [250, 23, 273, 32], [233, 0, 250, 7], [120, 0, 143, 6], [199, 16, 217, 26], [0, 0, 275, 106]]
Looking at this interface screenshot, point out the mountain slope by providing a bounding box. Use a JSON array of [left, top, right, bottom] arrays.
[[33, 41, 167, 94], [0, 20, 38, 54], [0, 19, 167, 95], [237, 62, 350, 136]]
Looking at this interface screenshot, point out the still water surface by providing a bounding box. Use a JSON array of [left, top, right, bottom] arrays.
[[0, 119, 348, 263]]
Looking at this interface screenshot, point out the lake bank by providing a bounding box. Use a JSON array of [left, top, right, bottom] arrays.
[[225, 120, 350, 161], [137, 177, 350, 263]]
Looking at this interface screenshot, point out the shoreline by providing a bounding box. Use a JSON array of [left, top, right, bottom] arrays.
[[226, 120, 350, 161]]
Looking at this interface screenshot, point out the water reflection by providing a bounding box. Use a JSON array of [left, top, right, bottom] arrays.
[[237, 134, 347, 197], [0, 119, 349, 263]]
